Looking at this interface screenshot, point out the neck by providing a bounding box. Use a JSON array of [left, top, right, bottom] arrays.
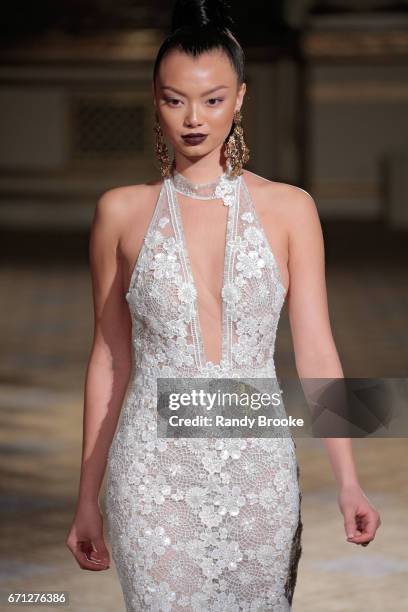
[[171, 163, 233, 187], [172, 151, 227, 184]]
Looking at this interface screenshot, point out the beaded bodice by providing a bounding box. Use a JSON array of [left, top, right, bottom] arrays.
[[125, 171, 287, 392]]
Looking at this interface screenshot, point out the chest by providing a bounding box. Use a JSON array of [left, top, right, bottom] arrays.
[[126, 178, 287, 370]]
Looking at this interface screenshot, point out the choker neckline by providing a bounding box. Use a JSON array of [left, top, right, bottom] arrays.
[[169, 168, 239, 207]]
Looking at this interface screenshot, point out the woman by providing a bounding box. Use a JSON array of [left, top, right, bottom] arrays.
[[66, 1, 381, 610]]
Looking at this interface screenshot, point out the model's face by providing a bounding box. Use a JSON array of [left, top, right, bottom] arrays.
[[154, 49, 246, 161]]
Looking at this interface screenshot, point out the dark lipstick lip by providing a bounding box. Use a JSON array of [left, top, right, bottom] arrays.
[[182, 133, 207, 137], [181, 134, 208, 144], [182, 134, 207, 147]]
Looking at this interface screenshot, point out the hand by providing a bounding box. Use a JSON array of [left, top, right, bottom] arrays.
[[338, 484, 381, 546], [65, 501, 111, 571]]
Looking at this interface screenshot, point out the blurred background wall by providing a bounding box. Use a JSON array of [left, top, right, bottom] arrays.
[[1, 1, 408, 233], [0, 2, 407, 611]]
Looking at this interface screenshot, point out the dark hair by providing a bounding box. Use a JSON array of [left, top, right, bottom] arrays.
[[153, 0, 245, 86]]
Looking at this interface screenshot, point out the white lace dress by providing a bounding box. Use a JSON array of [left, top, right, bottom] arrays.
[[104, 171, 303, 611]]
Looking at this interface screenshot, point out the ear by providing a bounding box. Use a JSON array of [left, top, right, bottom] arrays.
[[235, 82, 247, 112]]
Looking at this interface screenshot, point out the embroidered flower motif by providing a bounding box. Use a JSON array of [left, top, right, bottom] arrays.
[[177, 300, 195, 323], [214, 175, 236, 207], [217, 439, 247, 461], [163, 319, 188, 339], [166, 336, 195, 367], [221, 282, 244, 322], [240, 514, 257, 535], [143, 579, 176, 608], [221, 282, 241, 304], [170, 488, 184, 501], [232, 334, 259, 365], [145, 229, 165, 249], [150, 252, 180, 279], [256, 543, 278, 566], [260, 245, 276, 268], [185, 486, 209, 510], [213, 539, 243, 571], [202, 360, 230, 376], [199, 504, 224, 529], [138, 474, 171, 511], [183, 540, 209, 570], [244, 226, 263, 246], [178, 281, 197, 304], [162, 236, 180, 255], [201, 450, 225, 474], [214, 485, 246, 517], [148, 282, 164, 301], [259, 487, 280, 510], [137, 525, 172, 559], [241, 211, 254, 223], [236, 317, 259, 337], [236, 250, 266, 279]]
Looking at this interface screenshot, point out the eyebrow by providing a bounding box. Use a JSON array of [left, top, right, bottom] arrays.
[[160, 85, 229, 96]]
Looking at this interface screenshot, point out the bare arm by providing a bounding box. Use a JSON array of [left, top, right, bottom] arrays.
[[285, 187, 381, 545], [66, 187, 140, 571], [76, 188, 132, 509], [285, 188, 358, 487]]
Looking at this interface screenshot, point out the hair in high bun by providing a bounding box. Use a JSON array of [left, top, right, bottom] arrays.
[[171, 0, 234, 32], [153, 0, 245, 86]]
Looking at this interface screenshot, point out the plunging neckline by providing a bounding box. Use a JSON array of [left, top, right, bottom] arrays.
[[166, 175, 241, 370]]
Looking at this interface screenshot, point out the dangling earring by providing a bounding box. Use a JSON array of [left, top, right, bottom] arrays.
[[153, 113, 173, 178], [224, 110, 250, 177]]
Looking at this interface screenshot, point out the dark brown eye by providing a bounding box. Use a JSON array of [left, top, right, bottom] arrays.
[[165, 97, 181, 106]]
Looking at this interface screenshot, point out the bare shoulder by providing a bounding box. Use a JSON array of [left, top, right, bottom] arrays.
[[92, 179, 163, 235], [242, 170, 320, 229], [243, 170, 315, 207]]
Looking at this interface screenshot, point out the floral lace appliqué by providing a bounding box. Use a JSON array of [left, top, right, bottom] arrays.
[[105, 175, 302, 611]]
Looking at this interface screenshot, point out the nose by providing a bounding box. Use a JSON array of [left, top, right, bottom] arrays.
[[184, 104, 203, 128]]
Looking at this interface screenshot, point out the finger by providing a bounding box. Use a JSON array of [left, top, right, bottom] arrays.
[[75, 541, 110, 571], [82, 541, 110, 567], [351, 533, 374, 544], [90, 537, 110, 565], [346, 529, 363, 544], [343, 508, 357, 540], [358, 511, 378, 539], [349, 522, 376, 544]]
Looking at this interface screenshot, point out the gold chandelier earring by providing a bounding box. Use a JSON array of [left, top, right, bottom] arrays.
[[153, 113, 173, 179], [224, 109, 250, 177]]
